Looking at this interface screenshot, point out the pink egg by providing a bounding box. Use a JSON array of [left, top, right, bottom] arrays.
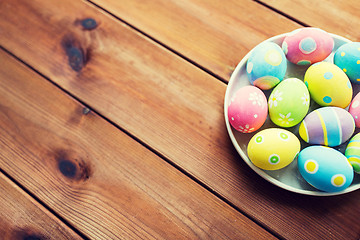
[[228, 86, 267, 133], [349, 92, 360, 127], [282, 28, 334, 65]]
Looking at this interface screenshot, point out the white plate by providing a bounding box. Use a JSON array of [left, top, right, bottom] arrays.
[[224, 32, 360, 196]]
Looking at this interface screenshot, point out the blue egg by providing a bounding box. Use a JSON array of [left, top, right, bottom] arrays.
[[298, 146, 354, 192], [334, 42, 360, 84], [246, 42, 287, 90]]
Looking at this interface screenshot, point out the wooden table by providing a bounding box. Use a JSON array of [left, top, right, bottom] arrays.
[[0, 0, 359, 239]]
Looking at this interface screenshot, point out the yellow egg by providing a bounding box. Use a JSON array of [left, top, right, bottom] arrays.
[[247, 128, 300, 170], [304, 62, 352, 108]]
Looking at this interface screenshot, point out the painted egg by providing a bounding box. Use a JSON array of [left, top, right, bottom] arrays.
[[246, 42, 287, 90], [334, 42, 360, 84], [282, 27, 334, 65], [228, 86, 267, 133], [349, 92, 360, 127], [299, 107, 355, 147], [268, 78, 310, 127], [247, 128, 300, 170], [304, 62, 352, 108], [298, 146, 354, 192], [345, 133, 360, 174]]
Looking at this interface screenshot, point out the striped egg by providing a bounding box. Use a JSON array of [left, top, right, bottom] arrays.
[[345, 133, 360, 174], [299, 107, 355, 147]]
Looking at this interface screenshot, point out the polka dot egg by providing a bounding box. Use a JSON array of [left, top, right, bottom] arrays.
[[349, 92, 360, 128], [247, 128, 300, 170], [228, 86, 267, 133], [298, 146, 354, 192], [246, 42, 287, 90], [299, 107, 355, 147], [282, 27, 334, 65], [304, 62, 352, 108], [334, 42, 360, 84], [345, 133, 360, 174]]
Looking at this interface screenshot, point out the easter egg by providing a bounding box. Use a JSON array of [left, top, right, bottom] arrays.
[[228, 86, 267, 133], [304, 62, 352, 108], [298, 146, 354, 192], [345, 133, 360, 174], [299, 106, 355, 147], [246, 42, 287, 90], [247, 128, 300, 170], [268, 78, 310, 127], [349, 92, 360, 127], [334, 42, 360, 84], [282, 27, 334, 65]]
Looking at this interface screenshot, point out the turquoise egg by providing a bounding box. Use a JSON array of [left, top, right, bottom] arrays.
[[298, 146, 354, 192], [246, 42, 287, 90], [334, 42, 360, 84]]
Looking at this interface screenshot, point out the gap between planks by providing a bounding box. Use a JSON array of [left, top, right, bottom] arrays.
[[253, 0, 310, 27], [0, 0, 308, 237], [84, 0, 308, 86], [0, 0, 311, 237], [0, 45, 281, 240], [0, 0, 311, 238], [0, 164, 89, 240], [86, 0, 227, 84]]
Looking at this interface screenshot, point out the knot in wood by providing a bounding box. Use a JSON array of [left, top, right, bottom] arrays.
[[81, 18, 98, 30], [55, 149, 92, 182], [12, 229, 45, 240], [67, 47, 84, 72], [61, 34, 91, 72], [59, 159, 77, 178], [23, 235, 43, 240]]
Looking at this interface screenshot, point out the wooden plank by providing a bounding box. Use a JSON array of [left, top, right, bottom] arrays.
[[0, 50, 275, 239], [0, 172, 82, 240], [0, 0, 359, 239], [260, 0, 360, 41], [93, 0, 299, 81]]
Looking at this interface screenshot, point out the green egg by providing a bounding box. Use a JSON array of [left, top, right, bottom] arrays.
[[345, 133, 360, 174], [268, 78, 310, 127]]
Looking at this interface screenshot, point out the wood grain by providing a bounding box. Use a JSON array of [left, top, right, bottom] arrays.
[[260, 0, 360, 41], [0, 49, 275, 239], [1, 0, 360, 239], [89, 0, 300, 81], [0, 172, 82, 240]]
